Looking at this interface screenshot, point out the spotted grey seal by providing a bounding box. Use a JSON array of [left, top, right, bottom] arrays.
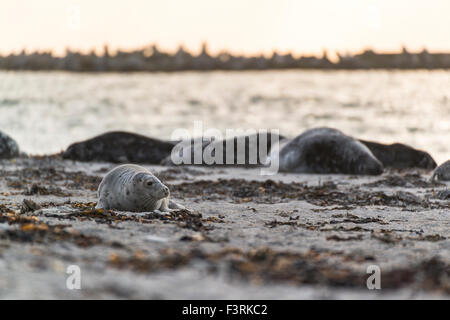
[[0, 130, 20, 159], [358, 140, 436, 170], [273, 128, 383, 175], [96, 164, 185, 212], [63, 131, 175, 164], [162, 132, 285, 167], [431, 160, 450, 182]]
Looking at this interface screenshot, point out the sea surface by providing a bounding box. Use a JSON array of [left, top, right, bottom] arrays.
[[0, 70, 449, 164]]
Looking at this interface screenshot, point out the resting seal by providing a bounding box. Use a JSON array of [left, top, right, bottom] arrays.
[[63, 131, 175, 164], [96, 164, 184, 212], [358, 140, 436, 170], [162, 132, 285, 167], [273, 128, 383, 175], [0, 130, 19, 159], [431, 160, 450, 182]]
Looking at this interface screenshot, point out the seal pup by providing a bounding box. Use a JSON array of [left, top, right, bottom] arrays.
[[274, 128, 383, 175], [0, 130, 20, 159], [96, 164, 185, 212], [63, 131, 175, 164], [431, 160, 450, 182], [358, 140, 436, 170]]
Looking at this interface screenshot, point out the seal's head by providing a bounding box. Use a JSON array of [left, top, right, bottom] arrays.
[[350, 141, 384, 175], [132, 172, 170, 200], [62, 142, 96, 161], [412, 149, 437, 170], [354, 152, 384, 175]]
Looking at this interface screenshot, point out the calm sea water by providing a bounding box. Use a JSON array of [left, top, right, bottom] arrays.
[[0, 70, 449, 164]]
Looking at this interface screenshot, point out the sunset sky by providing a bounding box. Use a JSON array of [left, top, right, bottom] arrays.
[[2, 0, 450, 57]]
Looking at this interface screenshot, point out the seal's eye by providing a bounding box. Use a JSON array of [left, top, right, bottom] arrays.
[[146, 181, 153, 186]]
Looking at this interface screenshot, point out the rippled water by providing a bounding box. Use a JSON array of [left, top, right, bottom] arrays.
[[0, 70, 449, 163]]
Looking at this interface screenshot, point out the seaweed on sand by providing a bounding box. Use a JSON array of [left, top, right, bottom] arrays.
[[107, 246, 450, 293], [169, 179, 449, 209]]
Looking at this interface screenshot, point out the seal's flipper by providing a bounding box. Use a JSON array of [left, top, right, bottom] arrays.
[[95, 201, 105, 210], [168, 199, 185, 210], [158, 198, 172, 212]]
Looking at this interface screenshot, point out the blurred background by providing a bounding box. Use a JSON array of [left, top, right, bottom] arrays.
[[0, 0, 449, 162]]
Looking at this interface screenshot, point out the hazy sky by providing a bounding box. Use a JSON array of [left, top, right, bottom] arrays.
[[2, 0, 450, 56]]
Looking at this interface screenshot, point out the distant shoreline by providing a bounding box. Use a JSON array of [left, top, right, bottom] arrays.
[[2, 45, 450, 72]]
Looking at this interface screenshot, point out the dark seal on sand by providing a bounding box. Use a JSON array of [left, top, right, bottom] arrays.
[[62, 131, 175, 164], [431, 160, 450, 182], [0, 131, 19, 159], [163, 132, 285, 167], [276, 128, 383, 175], [358, 140, 437, 170]]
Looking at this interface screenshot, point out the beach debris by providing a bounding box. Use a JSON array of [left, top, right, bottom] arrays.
[[326, 234, 364, 241], [435, 189, 450, 200], [106, 246, 449, 294], [371, 230, 446, 244], [179, 233, 206, 242], [169, 179, 449, 210], [363, 173, 443, 188], [0, 208, 103, 248], [20, 199, 41, 214], [2, 167, 101, 192], [24, 183, 71, 197]]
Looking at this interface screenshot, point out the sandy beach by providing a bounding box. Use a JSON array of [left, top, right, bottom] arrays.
[[0, 156, 448, 299]]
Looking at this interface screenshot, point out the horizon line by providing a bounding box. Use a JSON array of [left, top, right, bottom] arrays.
[[2, 43, 449, 59]]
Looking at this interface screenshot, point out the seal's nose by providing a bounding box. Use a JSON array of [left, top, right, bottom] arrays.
[[163, 187, 170, 196]]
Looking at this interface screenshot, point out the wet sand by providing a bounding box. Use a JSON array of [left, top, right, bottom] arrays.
[[0, 156, 449, 299]]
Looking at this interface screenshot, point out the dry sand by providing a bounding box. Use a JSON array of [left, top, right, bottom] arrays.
[[0, 156, 449, 299]]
